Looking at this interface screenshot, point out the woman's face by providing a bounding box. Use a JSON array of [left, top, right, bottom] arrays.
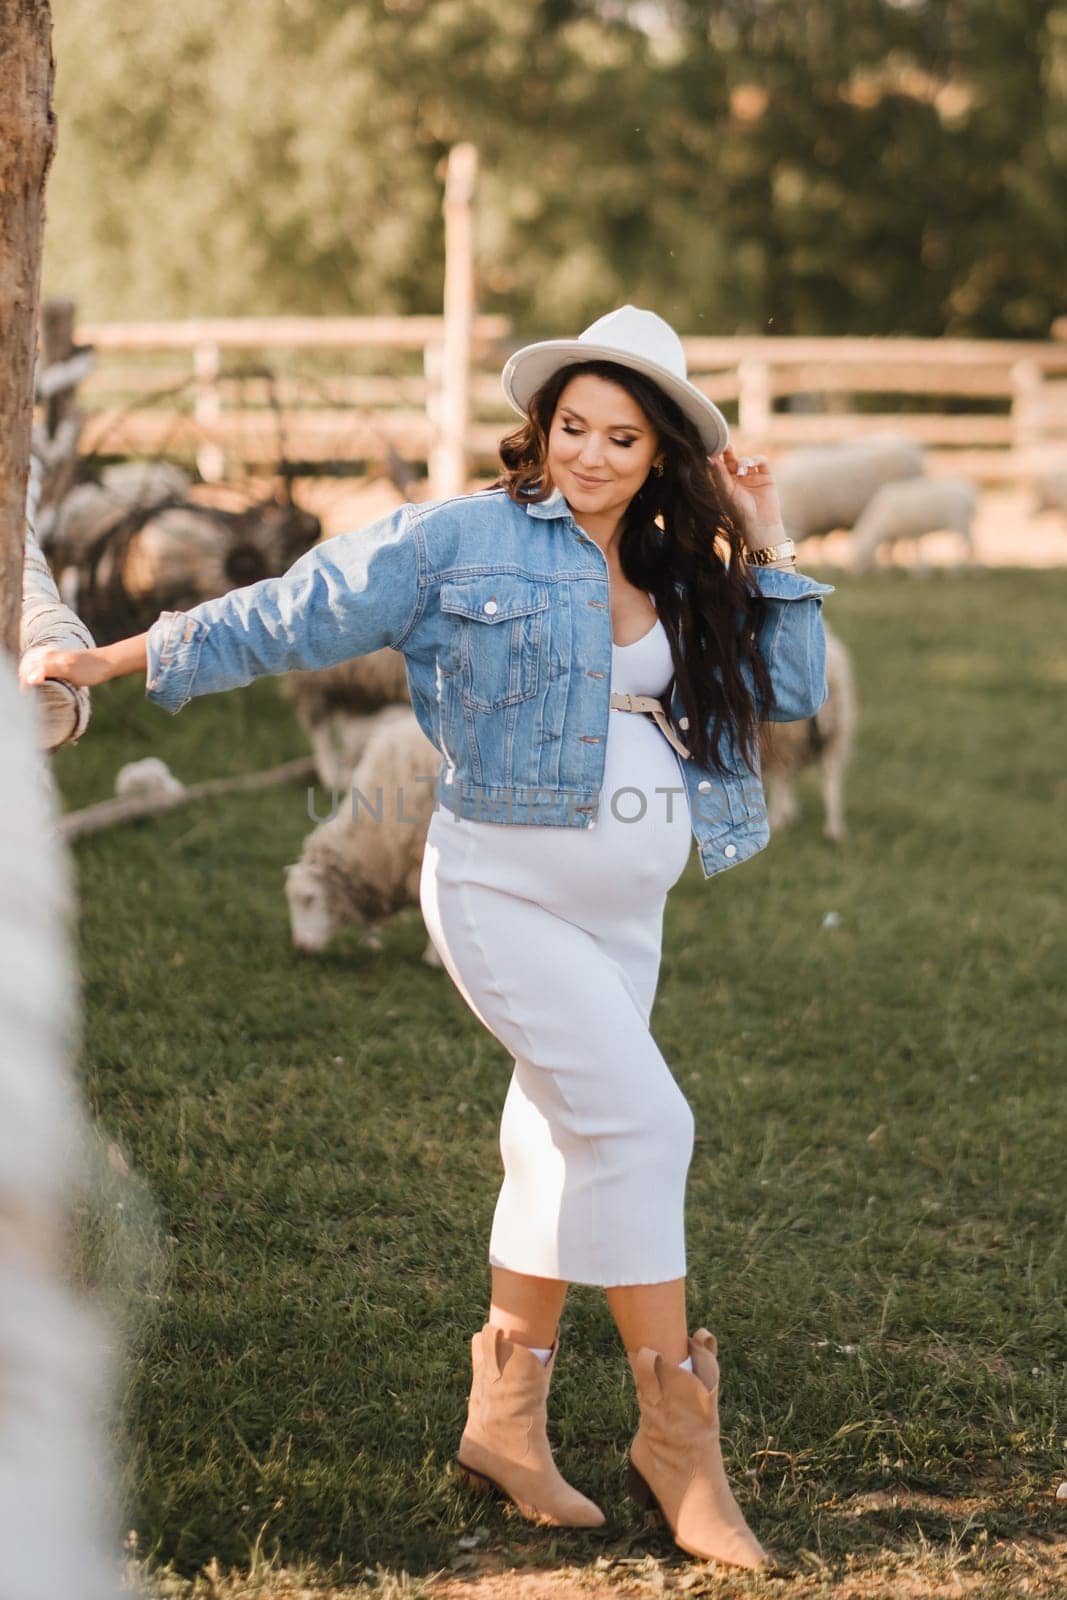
[[545, 373, 662, 528]]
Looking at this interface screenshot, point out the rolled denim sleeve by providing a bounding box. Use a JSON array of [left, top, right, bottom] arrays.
[[747, 565, 836, 723], [145, 504, 422, 714]]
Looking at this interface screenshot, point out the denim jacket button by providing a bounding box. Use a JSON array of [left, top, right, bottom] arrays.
[[697, 779, 712, 793], [678, 716, 689, 730], [724, 843, 738, 858], [482, 599, 498, 615]]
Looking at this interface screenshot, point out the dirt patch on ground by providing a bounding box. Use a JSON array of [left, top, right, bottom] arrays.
[[841, 1488, 1000, 1519], [423, 1538, 1067, 1599], [423, 1492, 1067, 1600], [428, 1566, 606, 1599], [131, 1522, 1067, 1600]]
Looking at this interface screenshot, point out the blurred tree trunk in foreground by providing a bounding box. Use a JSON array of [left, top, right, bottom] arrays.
[[0, 0, 56, 658]]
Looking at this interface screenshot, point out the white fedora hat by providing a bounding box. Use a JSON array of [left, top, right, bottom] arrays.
[[501, 304, 730, 456]]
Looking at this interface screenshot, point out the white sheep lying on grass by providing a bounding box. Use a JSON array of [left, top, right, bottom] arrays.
[[114, 756, 187, 801], [758, 626, 856, 841], [849, 475, 978, 573], [286, 708, 443, 964], [775, 434, 926, 541]]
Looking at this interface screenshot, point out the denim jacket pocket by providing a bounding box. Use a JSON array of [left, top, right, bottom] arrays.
[[439, 575, 549, 711]]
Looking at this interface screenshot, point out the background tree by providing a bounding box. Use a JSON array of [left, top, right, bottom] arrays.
[[42, 0, 1066, 338]]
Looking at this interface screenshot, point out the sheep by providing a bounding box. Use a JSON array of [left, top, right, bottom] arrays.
[[98, 459, 192, 503], [849, 475, 978, 573], [114, 756, 187, 802], [46, 480, 320, 643], [43, 467, 192, 570], [758, 626, 856, 841], [774, 435, 926, 542], [285, 707, 444, 964], [33, 460, 194, 553], [280, 647, 411, 790]]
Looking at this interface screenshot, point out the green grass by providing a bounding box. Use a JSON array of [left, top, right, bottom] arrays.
[[53, 567, 1066, 1598]]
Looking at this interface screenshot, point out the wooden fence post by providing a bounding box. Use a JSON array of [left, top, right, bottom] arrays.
[[0, 0, 57, 659], [41, 298, 77, 436], [736, 357, 772, 446], [35, 296, 90, 535], [424, 337, 443, 472], [1010, 357, 1047, 487], [428, 143, 478, 500], [194, 339, 225, 482]]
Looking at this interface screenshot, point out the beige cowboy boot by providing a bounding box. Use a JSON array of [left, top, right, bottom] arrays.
[[626, 1328, 769, 1569], [456, 1321, 605, 1528]]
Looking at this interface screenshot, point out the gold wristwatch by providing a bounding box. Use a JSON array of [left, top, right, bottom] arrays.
[[745, 538, 796, 567]]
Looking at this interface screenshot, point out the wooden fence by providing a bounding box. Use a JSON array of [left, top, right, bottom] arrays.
[[70, 322, 1067, 491]]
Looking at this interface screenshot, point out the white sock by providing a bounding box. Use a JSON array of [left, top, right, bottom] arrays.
[[527, 1345, 553, 1366], [678, 1355, 694, 1373]]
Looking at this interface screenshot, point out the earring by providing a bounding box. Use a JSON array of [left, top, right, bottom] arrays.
[[653, 462, 664, 478]]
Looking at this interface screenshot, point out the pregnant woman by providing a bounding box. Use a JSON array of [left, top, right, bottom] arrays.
[[22, 306, 834, 1571]]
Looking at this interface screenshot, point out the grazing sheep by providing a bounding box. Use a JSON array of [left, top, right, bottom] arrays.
[[758, 626, 856, 841], [775, 435, 926, 541], [286, 709, 443, 964], [280, 647, 411, 789], [849, 475, 978, 573]]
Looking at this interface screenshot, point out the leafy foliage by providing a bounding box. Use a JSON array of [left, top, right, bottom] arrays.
[[44, 2, 1065, 333]]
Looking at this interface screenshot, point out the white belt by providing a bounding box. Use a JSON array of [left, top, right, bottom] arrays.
[[609, 692, 692, 761]]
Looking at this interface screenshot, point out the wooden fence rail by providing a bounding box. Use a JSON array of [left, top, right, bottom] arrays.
[[64, 323, 1067, 487]]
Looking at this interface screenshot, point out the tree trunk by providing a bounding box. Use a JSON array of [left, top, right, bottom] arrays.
[[0, 1, 57, 660]]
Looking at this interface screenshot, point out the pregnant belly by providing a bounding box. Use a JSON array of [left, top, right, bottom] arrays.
[[428, 712, 692, 918]]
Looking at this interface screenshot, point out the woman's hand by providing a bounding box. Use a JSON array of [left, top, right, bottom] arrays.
[[709, 446, 786, 547], [19, 645, 115, 690], [20, 630, 150, 691]]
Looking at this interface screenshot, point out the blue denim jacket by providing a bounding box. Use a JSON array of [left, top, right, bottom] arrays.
[[145, 485, 834, 880]]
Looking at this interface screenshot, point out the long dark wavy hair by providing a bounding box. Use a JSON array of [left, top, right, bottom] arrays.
[[491, 359, 775, 777]]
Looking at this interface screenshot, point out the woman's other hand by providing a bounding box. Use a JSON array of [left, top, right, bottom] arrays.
[[709, 446, 785, 546]]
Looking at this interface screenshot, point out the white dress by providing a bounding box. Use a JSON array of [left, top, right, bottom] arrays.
[[418, 615, 696, 1285]]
